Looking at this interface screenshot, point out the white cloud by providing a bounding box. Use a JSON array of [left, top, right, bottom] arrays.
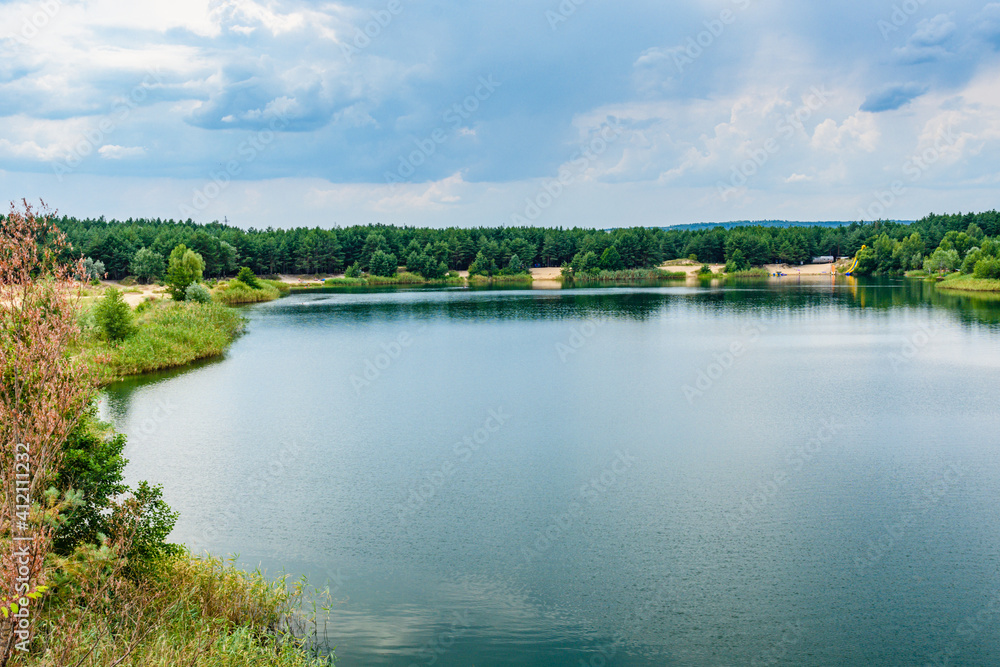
[[98, 144, 145, 159]]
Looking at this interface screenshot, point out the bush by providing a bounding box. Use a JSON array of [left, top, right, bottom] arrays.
[[93, 288, 135, 342], [345, 262, 362, 278], [973, 256, 1000, 279], [698, 264, 713, 275], [923, 247, 960, 274], [185, 282, 212, 303], [236, 266, 260, 288]]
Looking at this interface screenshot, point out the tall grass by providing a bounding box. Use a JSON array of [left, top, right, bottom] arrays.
[[937, 273, 1000, 292], [213, 279, 283, 305], [467, 273, 533, 285], [77, 301, 246, 385], [567, 268, 686, 283], [29, 551, 331, 667]]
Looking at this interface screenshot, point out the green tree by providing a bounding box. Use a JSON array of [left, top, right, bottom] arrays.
[[505, 254, 526, 275], [345, 261, 362, 278], [725, 248, 750, 272], [130, 247, 165, 283], [93, 288, 135, 342], [468, 250, 497, 277], [82, 257, 105, 282], [369, 249, 397, 277], [599, 246, 624, 271], [235, 266, 260, 288], [571, 250, 597, 275], [973, 257, 1000, 279], [923, 247, 960, 274], [166, 244, 205, 300]]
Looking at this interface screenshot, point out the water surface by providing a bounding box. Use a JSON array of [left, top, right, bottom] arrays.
[[102, 278, 1000, 666]]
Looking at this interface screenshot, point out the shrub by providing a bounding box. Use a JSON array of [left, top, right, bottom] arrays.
[[236, 266, 260, 288], [185, 282, 212, 303], [345, 262, 362, 278], [698, 264, 713, 275], [923, 247, 960, 274], [973, 256, 1000, 280], [93, 287, 135, 342]]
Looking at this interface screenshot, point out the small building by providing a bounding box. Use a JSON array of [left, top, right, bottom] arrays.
[[811, 256, 834, 263]]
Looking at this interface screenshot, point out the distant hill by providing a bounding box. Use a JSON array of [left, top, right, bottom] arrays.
[[658, 220, 913, 232]]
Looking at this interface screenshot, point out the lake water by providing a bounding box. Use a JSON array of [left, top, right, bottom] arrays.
[[101, 278, 1000, 666]]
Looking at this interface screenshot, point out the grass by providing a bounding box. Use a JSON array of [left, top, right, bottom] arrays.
[[936, 273, 1000, 292], [725, 267, 771, 278], [905, 269, 931, 278], [28, 551, 331, 666], [322, 273, 466, 287], [77, 300, 246, 385], [213, 279, 285, 305], [567, 268, 687, 283], [467, 273, 533, 285]]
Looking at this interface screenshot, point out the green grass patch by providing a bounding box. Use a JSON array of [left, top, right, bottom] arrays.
[[467, 273, 533, 285], [936, 273, 1000, 292], [904, 269, 930, 278], [77, 300, 246, 385], [567, 268, 686, 283], [725, 267, 771, 278], [213, 279, 282, 305], [30, 551, 330, 666]]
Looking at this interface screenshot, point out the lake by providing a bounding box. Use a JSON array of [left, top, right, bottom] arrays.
[[100, 278, 1000, 666]]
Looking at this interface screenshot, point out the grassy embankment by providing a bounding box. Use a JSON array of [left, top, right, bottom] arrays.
[[936, 273, 1000, 292], [724, 267, 772, 278], [213, 278, 290, 304], [564, 268, 687, 283], [29, 553, 330, 667], [323, 272, 466, 287], [77, 299, 246, 385]]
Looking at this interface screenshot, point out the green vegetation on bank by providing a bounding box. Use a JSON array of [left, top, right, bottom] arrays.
[[562, 267, 686, 283], [1, 202, 328, 667], [936, 273, 1000, 292], [78, 297, 246, 384]]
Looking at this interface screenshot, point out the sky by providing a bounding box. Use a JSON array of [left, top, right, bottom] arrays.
[[1, 0, 999, 229]]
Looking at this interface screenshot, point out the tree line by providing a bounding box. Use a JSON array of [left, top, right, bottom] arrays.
[[39, 210, 1000, 279]]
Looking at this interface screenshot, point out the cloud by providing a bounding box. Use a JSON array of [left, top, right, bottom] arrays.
[[893, 14, 957, 64], [860, 83, 928, 112], [98, 144, 145, 159], [975, 3, 1000, 49]]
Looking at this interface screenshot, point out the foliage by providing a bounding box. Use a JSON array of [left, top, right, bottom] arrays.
[[468, 250, 498, 277], [973, 256, 1000, 280], [166, 244, 205, 300], [698, 264, 713, 276], [923, 247, 960, 274], [130, 247, 165, 283], [345, 262, 362, 278], [82, 257, 105, 281], [93, 287, 135, 342], [236, 266, 260, 288], [724, 248, 750, 273], [368, 249, 397, 277], [185, 282, 213, 303], [78, 300, 245, 385], [598, 246, 624, 271]]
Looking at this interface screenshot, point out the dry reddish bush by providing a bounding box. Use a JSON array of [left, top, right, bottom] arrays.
[[0, 200, 90, 663]]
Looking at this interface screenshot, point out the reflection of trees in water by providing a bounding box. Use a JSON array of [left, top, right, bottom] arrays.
[[275, 280, 1000, 330]]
